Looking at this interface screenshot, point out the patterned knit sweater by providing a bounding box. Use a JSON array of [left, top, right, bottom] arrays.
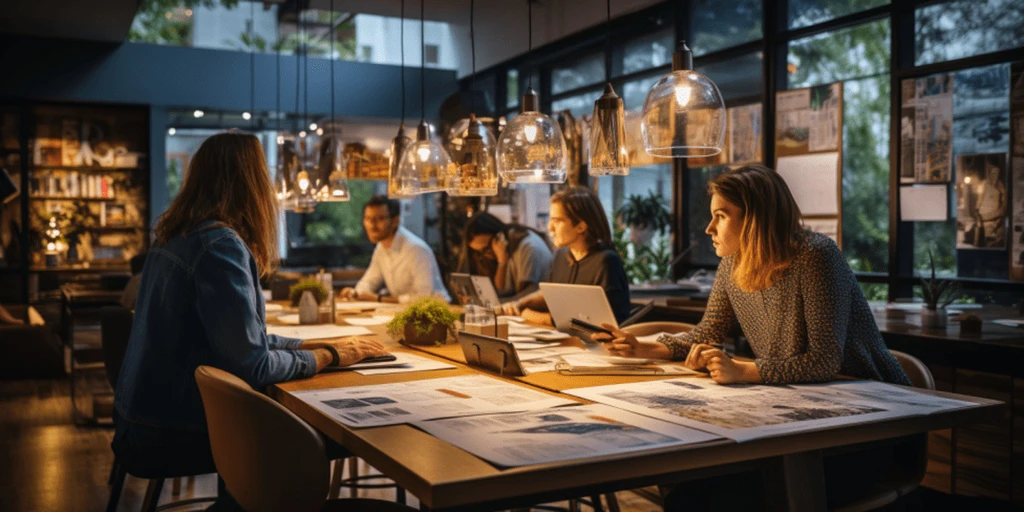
[[658, 231, 911, 385]]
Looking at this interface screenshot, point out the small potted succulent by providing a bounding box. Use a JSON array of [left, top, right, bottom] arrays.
[[387, 297, 459, 346], [919, 252, 960, 330], [289, 278, 329, 324]]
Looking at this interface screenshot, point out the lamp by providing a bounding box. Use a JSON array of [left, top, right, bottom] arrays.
[[290, 9, 317, 213], [447, 0, 497, 196], [315, 0, 350, 202], [388, 0, 418, 198], [640, 41, 725, 158], [396, 0, 452, 194], [589, 0, 628, 176], [495, 1, 567, 184]]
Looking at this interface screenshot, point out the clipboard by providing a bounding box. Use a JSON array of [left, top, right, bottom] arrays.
[[458, 331, 526, 377]]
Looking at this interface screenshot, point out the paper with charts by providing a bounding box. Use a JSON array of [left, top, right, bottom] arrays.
[[292, 375, 576, 428], [567, 378, 978, 442], [414, 404, 722, 467]]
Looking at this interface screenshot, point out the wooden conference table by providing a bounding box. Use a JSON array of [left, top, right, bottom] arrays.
[[268, 304, 1003, 512]]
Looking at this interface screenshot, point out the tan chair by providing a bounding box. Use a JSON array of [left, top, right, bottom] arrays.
[[829, 350, 934, 512], [620, 321, 694, 337], [194, 366, 415, 512]]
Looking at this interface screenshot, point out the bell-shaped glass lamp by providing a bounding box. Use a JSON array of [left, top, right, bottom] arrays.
[[291, 134, 318, 213], [397, 120, 452, 194], [315, 133, 350, 202], [589, 83, 629, 176], [275, 134, 299, 211], [496, 87, 567, 184], [447, 114, 498, 196], [387, 124, 417, 198], [640, 42, 725, 158]]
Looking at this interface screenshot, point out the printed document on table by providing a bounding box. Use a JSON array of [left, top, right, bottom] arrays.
[[567, 378, 979, 442], [344, 315, 394, 326], [266, 324, 372, 340], [335, 301, 385, 312], [414, 404, 723, 468], [291, 375, 577, 428], [353, 352, 456, 376]]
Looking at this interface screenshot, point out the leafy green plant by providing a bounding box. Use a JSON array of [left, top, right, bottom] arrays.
[[386, 297, 459, 339], [613, 225, 672, 285], [289, 278, 328, 306], [920, 251, 960, 310], [616, 191, 671, 234]]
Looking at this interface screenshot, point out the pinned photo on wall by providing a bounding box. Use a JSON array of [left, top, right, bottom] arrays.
[[899, 79, 917, 183], [913, 74, 953, 183], [956, 153, 1007, 250], [728, 103, 763, 165]]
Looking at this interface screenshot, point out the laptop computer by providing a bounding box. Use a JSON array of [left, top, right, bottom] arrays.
[[450, 273, 501, 309], [538, 283, 619, 332]]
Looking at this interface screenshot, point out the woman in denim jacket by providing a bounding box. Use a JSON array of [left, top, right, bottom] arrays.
[[113, 133, 384, 509]]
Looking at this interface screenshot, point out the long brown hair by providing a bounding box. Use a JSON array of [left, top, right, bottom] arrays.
[[155, 132, 278, 276], [551, 187, 613, 250], [708, 165, 802, 291]]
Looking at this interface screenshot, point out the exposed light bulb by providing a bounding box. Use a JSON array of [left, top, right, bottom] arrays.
[[299, 130, 307, 138], [964, 177, 971, 184], [316, 128, 324, 136], [674, 84, 692, 107], [297, 172, 310, 191], [242, 112, 252, 120], [417, 146, 431, 162], [523, 124, 538, 143], [309, 123, 318, 131], [167, 127, 176, 136], [47, 242, 56, 251], [193, 109, 205, 118]]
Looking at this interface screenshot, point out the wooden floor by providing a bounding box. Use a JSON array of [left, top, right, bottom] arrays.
[[1, 375, 1019, 512]]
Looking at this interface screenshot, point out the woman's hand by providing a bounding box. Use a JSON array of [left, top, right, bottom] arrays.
[[520, 309, 553, 326], [492, 234, 509, 265], [699, 347, 762, 384], [339, 287, 378, 302], [500, 301, 521, 316], [683, 343, 717, 370], [311, 338, 387, 368], [593, 324, 671, 359]]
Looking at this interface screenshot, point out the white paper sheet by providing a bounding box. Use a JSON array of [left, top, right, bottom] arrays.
[[567, 378, 979, 442], [344, 315, 394, 326], [414, 404, 723, 467], [512, 341, 562, 350], [276, 313, 300, 325], [352, 352, 456, 375], [335, 301, 385, 312], [291, 375, 577, 428], [900, 185, 948, 221], [265, 303, 284, 312], [776, 152, 840, 216], [266, 324, 373, 340]]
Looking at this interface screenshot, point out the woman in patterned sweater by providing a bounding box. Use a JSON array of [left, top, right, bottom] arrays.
[[597, 165, 910, 386]]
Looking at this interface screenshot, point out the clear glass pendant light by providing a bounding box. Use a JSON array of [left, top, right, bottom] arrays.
[[589, 0, 629, 176], [387, 0, 418, 198], [316, 0, 350, 202], [292, 133, 318, 213], [446, 0, 497, 196], [640, 41, 726, 158], [275, 133, 299, 211]]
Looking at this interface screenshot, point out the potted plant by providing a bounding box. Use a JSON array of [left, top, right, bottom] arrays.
[[919, 252, 960, 330], [387, 297, 459, 346], [616, 191, 671, 246], [289, 278, 328, 324]]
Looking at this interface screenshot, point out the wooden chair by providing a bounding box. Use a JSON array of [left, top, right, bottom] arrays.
[[194, 365, 415, 512]]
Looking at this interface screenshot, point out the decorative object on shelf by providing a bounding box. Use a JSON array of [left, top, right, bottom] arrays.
[[43, 216, 61, 267], [919, 251, 960, 329], [388, 0, 417, 198], [346, 143, 390, 180], [589, 0, 629, 176], [447, 0, 498, 197], [288, 277, 329, 307], [387, 297, 459, 346], [617, 191, 671, 246], [298, 291, 318, 325], [396, 0, 452, 195], [959, 312, 982, 335], [641, 41, 726, 158], [496, 1, 567, 184]]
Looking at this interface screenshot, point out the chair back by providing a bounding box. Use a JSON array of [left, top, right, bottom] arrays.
[[889, 350, 935, 390], [621, 321, 695, 337], [194, 366, 330, 512], [100, 308, 133, 390]]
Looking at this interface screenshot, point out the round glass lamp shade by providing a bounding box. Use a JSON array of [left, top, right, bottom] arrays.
[[315, 135, 350, 202], [396, 121, 452, 194], [446, 115, 497, 162], [589, 83, 630, 176], [447, 115, 498, 196], [290, 135, 319, 213], [275, 134, 299, 211], [640, 69, 726, 158], [496, 112, 568, 184], [387, 126, 418, 198]]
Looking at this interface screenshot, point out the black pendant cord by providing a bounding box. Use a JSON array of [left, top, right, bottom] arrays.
[[420, 0, 425, 122], [527, 0, 532, 90], [249, 0, 255, 129], [303, 11, 309, 132], [400, 0, 405, 125], [469, 0, 476, 115], [330, 0, 335, 127], [605, 0, 611, 69], [294, 8, 301, 134], [276, 21, 281, 132]]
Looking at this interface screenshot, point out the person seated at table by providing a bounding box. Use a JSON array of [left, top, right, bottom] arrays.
[[114, 133, 385, 510], [501, 187, 630, 325], [457, 211, 553, 299], [595, 165, 910, 386], [340, 195, 451, 304]]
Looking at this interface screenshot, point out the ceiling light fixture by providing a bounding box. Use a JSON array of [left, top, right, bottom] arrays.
[[388, 0, 417, 198], [589, 0, 628, 176], [316, 0, 350, 203]]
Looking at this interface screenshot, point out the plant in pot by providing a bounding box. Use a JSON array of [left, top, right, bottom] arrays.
[[616, 191, 671, 247], [919, 252, 960, 330], [387, 297, 459, 346], [289, 278, 328, 324]]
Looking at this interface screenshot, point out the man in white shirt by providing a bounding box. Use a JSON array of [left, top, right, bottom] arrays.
[[340, 195, 451, 304]]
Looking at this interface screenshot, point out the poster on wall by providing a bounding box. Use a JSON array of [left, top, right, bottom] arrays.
[[899, 80, 918, 183], [775, 83, 842, 158], [728, 103, 763, 165], [913, 74, 954, 183], [1011, 158, 1024, 280], [956, 153, 1008, 250]]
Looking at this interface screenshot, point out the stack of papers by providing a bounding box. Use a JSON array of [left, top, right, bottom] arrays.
[[266, 324, 373, 340], [335, 301, 385, 313], [344, 315, 394, 326], [345, 352, 456, 375]]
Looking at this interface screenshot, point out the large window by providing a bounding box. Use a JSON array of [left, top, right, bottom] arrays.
[[614, 28, 673, 76], [551, 53, 605, 95], [697, 52, 764, 101], [789, 0, 889, 30], [915, 0, 1024, 66], [691, 0, 763, 56], [551, 89, 602, 118]]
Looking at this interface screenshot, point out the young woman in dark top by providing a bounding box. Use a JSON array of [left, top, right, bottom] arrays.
[[113, 133, 384, 509], [502, 186, 631, 325], [457, 211, 554, 298]]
